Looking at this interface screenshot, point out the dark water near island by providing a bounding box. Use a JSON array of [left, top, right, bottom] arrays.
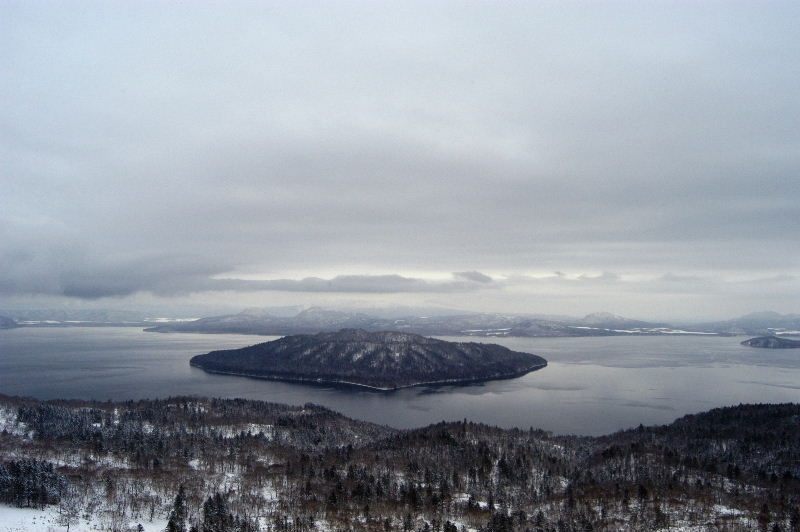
[[2, 327, 800, 436]]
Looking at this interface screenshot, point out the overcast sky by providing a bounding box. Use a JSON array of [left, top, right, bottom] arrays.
[[2, 1, 799, 320]]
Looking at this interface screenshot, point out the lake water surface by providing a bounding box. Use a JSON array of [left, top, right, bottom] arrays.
[[2, 327, 799, 435]]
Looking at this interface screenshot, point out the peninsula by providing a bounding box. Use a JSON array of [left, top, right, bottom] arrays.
[[741, 335, 800, 348]]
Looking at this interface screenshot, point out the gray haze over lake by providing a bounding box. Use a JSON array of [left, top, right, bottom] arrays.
[[2, 327, 799, 436]]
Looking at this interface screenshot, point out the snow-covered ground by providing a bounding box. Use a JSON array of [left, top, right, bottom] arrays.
[[0, 504, 168, 532], [0, 408, 30, 439], [0, 505, 59, 532]]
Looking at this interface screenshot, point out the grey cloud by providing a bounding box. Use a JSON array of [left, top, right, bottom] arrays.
[[660, 273, 705, 283], [0, 229, 495, 298], [1, 2, 799, 317], [738, 274, 797, 285], [577, 272, 620, 283], [453, 271, 493, 283], [207, 273, 494, 294]]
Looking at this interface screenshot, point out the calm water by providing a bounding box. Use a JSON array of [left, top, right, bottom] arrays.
[[2, 327, 800, 436]]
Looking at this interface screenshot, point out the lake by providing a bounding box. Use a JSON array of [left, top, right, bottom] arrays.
[[1, 327, 799, 435]]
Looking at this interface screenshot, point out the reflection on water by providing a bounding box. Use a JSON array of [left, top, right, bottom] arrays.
[[2, 327, 800, 436]]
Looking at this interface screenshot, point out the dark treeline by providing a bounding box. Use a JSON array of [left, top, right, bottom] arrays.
[[1, 394, 799, 531], [0, 458, 65, 508]]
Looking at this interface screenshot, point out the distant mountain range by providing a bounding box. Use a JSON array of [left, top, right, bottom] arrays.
[[2, 307, 798, 338], [190, 328, 547, 390], [144, 306, 735, 337], [148, 307, 649, 337], [695, 311, 800, 336]]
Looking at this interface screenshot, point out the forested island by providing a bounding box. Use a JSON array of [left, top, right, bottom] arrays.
[[190, 329, 547, 390], [1, 395, 800, 531]]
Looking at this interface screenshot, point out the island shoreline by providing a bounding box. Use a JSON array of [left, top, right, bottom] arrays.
[[189, 360, 548, 392]]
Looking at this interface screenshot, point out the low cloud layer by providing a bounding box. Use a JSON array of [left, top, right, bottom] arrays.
[[1, 2, 799, 319], [208, 274, 495, 295]]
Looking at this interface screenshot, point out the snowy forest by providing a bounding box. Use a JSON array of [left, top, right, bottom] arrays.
[[1, 394, 799, 531]]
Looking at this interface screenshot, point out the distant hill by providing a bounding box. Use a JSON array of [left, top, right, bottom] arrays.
[[741, 336, 800, 348], [578, 311, 664, 329], [190, 328, 547, 390], [564, 311, 680, 335], [697, 311, 800, 336], [150, 306, 383, 335], [0, 315, 17, 329]]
